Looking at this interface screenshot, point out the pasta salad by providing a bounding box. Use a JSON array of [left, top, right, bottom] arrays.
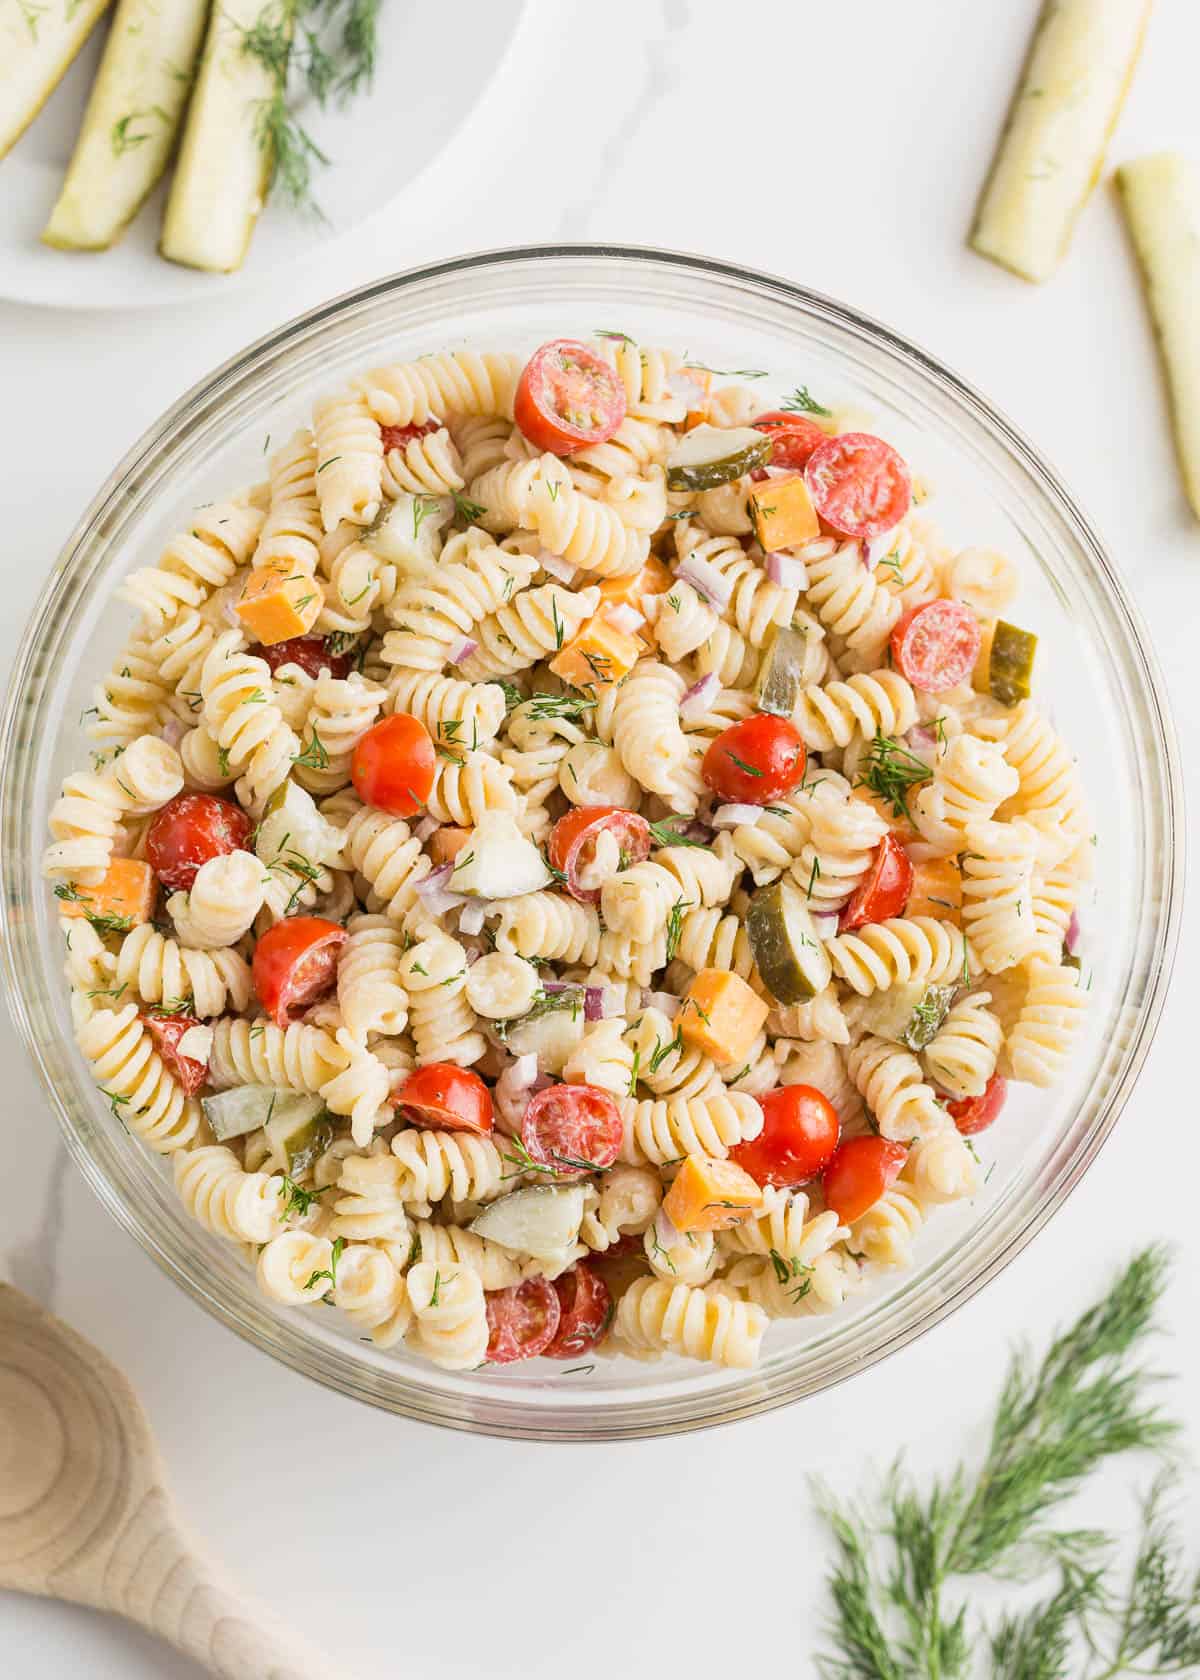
[[45, 336, 1091, 1374]]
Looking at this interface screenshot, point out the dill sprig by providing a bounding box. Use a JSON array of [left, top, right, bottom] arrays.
[[858, 732, 934, 823], [816, 1247, 1191, 1680]]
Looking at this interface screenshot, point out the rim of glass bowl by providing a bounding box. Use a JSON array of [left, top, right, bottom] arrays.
[[0, 245, 1184, 1441]]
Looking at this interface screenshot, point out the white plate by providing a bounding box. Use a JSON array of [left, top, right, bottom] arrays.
[[0, 0, 529, 308]]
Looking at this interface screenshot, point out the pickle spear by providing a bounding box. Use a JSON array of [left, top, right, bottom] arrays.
[[666, 425, 772, 492], [971, 0, 1152, 283], [747, 880, 832, 1005], [755, 624, 810, 719], [987, 621, 1038, 706], [1117, 154, 1200, 521], [159, 0, 283, 273], [42, 0, 209, 251], [1, 0, 114, 161]]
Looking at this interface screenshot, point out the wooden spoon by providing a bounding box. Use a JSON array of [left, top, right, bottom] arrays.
[[0, 1283, 351, 1678]]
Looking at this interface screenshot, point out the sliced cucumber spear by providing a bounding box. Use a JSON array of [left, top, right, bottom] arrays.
[[971, 0, 1152, 283], [747, 881, 832, 1005], [159, 0, 282, 273], [42, 0, 209, 251], [666, 425, 772, 493], [1117, 154, 1200, 521], [1, 0, 114, 161]]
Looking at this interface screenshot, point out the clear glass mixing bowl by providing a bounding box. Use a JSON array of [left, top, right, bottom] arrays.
[[0, 246, 1183, 1439]]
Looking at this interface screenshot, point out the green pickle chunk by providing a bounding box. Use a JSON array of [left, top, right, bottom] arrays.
[[754, 625, 809, 719], [988, 620, 1037, 706], [665, 424, 773, 492], [746, 880, 832, 1005]]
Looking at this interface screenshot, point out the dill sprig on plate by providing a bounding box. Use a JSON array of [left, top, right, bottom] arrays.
[[815, 1247, 1200, 1679], [237, 0, 381, 216]]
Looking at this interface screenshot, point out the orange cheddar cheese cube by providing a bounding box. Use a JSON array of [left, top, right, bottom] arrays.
[[663, 1153, 764, 1234], [56, 857, 155, 928], [549, 614, 642, 689], [235, 565, 324, 646], [679, 969, 768, 1065], [597, 555, 673, 610], [747, 475, 820, 551], [908, 857, 962, 923]]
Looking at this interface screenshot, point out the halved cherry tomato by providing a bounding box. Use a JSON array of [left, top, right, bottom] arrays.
[[392, 1064, 494, 1136], [822, 1136, 908, 1224], [142, 1012, 208, 1095], [752, 412, 828, 472], [145, 792, 252, 893], [379, 421, 439, 454], [948, 1074, 1008, 1136], [258, 636, 353, 681], [730, 1084, 840, 1188], [514, 339, 627, 455], [544, 1263, 613, 1359], [702, 715, 806, 805], [521, 1083, 623, 1179], [486, 1276, 562, 1364], [840, 833, 914, 932], [350, 712, 437, 819], [547, 806, 651, 904], [805, 432, 912, 540], [890, 599, 982, 693], [252, 916, 346, 1027]]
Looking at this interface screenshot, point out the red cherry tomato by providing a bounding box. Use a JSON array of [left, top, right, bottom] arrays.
[[350, 712, 437, 819], [521, 1083, 623, 1179], [142, 1012, 208, 1096], [729, 1084, 840, 1188], [839, 833, 914, 932], [752, 412, 828, 471], [823, 1136, 908, 1224], [145, 792, 252, 893], [392, 1064, 494, 1136], [485, 1276, 562, 1364], [805, 432, 912, 540], [514, 339, 627, 455], [890, 599, 982, 693], [702, 715, 807, 806], [948, 1074, 1008, 1136], [258, 636, 353, 681], [252, 916, 346, 1028], [544, 1263, 613, 1359], [379, 421, 439, 454], [547, 806, 651, 904]]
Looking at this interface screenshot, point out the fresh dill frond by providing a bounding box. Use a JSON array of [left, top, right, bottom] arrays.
[[857, 732, 934, 822]]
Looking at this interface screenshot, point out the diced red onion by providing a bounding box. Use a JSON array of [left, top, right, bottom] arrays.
[[414, 815, 438, 842], [811, 910, 842, 942], [159, 716, 186, 748], [584, 986, 605, 1022], [448, 637, 478, 667], [604, 602, 644, 636], [765, 551, 808, 589], [652, 1206, 681, 1252], [679, 672, 721, 721], [416, 862, 466, 915], [713, 802, 763, 830], [676, 554, 732, 609], [683, 819, 714, 844], [541, 980, 573, 995], [458, 901, 486, 936], [538, 551, 577, 585], [1065, 911, 1081, 956], [493, 1054, 547, 1136], [644, 991, 680, 1019]]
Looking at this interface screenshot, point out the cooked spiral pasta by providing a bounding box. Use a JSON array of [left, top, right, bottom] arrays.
[[676, 526, 798, 647], [601, 836, 739, 942], [256, 1231, 337, 1304], [340, 806, 432, 926], [293, 672, 385, 794], [980, 701, 1089, 837], [44, 734, 183, 883], [610, 660, 694, 807], [379, 424, 464, 499], [384, 670, 506, 747], [618, 1089, 763, 1166], [88, 631, 172, 745], [794, 792, 889, 913], [312, 392, 384, 531], [826, 916, 975, 997], [166, 851, 267, 948], [624, 1007, 721, 1101], [329, 1149, 411, 1243], [406, 1262, 489, 1370], [906, 1129, 980, 1205], [457, 583, 600, 681], [488, 893, 601, 965], [179, 724, 235, 791], [76, 1004, 201, 1153], [644, 1222, 719, 1285], [558, 741, 640, 811], [845, 1034, 946, 1142], [119, 498, 263, 626], [208, 1017, 349, 1093], [382, 530, 539, 672], [766, 989, 852, 1045], [563, 1017, 636, 1097], [115, 924, 253, 1017], [923, 993, 1002, 1098], [173, 1146, 285, 1242], [578, 1164, 662, 1252], [911, 733, 1019, 853], [426, 750, 520, 826], [960, 819, 1040, 973], [850, 1179, 925, 1267], [451, 414, 514, 482], [719, 1185, 845, 1271], [672, 907, 756, 981], [399, 933, 486, 1066], [319, 1027, 391, 1146], [406, 1220, 525, 1290], [200, 631, 299, 811], [354, 351, 522, 428], [331, 1244, 412, 1346], [389, 1127, 505, 1209], [252, 430, 323, 575], [616, 1277, 767, 1368], [944, 546, 1019, 617], [794, 670, 918, 753], [804, 538, 901, 668], [1005, 961, 1086, 1087], [337, 913, 409, 1040]]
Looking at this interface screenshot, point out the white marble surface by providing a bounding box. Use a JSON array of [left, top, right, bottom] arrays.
[[3, 2, 1200, 1674]]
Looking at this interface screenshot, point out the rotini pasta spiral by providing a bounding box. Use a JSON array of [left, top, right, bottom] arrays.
[[600, 836, 739, 942], [911, 733, 1019, 853], [960, 819, 1040, 973], [923, 992, 1002, 1098], [719, 1185, 845, 1270], [844, 1034, 945, 1142], [256, 1231, 337, 1304], [804, 538, 901, 668], [337, 913, 409, 1040], [673, 907, 756, 982], [578, 1164, 662, 1252], [119, 499, 263, 626], [563, 1017, 636, 1097], [252, 430, 323, 575], [793, 670, 918, 753], [794, 792, 888, 913], [944, 545, 1019, 618], [1005, 961, 1086, 1087], [905, 1129, 979, 1205], [610, 660, 696, 808], [329, 1149, 411, 1243], [319, 1027, 391, 1146], [624, 1007, 721, 1101], [166, 851, 267, 948], [618, 1089, 763, 1165], [457, 583, 600, 682], [340, 805, 433, 926], [399, 933, 486, 1066], [293, 671, 385, 794], [389, 1128, 505, 1210], [980, 701, 1089, 837], [76, 1004, 201, 1153], [88, 631, 172, 746], [615, 1277, 767, 1368], [406, 1262, 489, 1370], [331, 1243, 413, 1346], [405, 1220, 525, 1289], [208, 1017, 349, 1093], [44, 734, 183, 884], [354, 351, 522, 428], [380, 424, 465, 498], [312, 392, 384, 532], [384, 670, 507, 748], [426, 749, 520, 826], [173, 1146, 285, 1243], [115, 924, 253, 1017], [200, 631, 299, 811], [382, 529, 539, 672], [850, 1179, 925, 1267], [826, 916, 975, 997], [488, 893, 601, 965]]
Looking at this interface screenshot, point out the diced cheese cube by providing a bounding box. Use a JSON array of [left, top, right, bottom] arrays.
[[679, 969, 768, 1064], [597, 556, 673, 611], [907, 857, 962, 923], [235, 565, 324, 645], [663, 1154, 764, 1233], [748, 475, 820, 551], [57, 857, 155, 927], [549, 615, 642, 689]]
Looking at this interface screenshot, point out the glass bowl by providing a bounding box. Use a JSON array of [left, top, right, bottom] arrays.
[[0, 246, 1182, 1439]]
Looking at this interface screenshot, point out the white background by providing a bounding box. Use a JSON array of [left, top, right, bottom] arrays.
[[3, 2, 1200, 1674]]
